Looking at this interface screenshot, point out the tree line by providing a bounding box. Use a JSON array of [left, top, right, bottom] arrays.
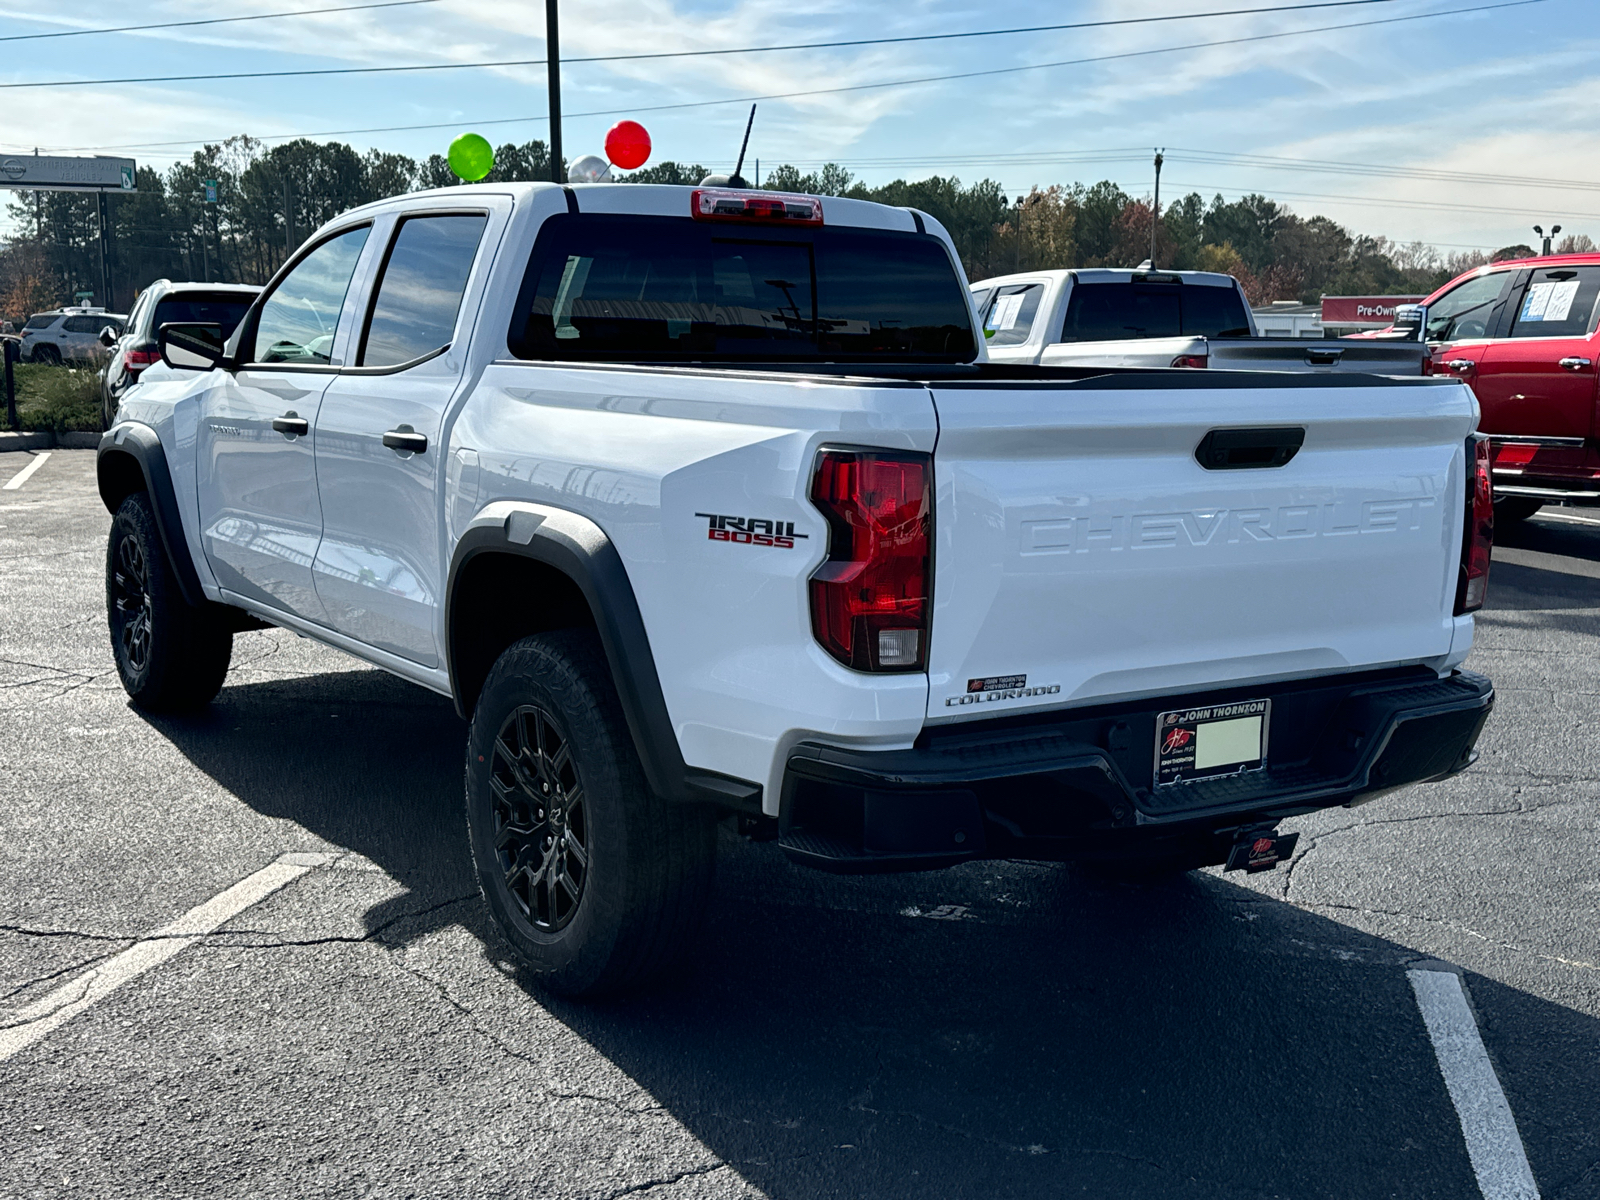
[[2, 133, 1588, 322]]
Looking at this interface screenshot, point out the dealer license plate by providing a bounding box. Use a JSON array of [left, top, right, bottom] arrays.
[[1154, 699, 1269, 787]]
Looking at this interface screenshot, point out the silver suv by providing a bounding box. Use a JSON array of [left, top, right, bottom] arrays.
[[20, 306, 127, 364]]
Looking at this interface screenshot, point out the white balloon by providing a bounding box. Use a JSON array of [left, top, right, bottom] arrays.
[[568, 155, 612, 183]]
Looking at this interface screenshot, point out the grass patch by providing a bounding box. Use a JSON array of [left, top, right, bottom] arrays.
[[8, 363, 103, 432]]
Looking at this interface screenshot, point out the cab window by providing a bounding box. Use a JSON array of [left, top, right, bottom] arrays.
[[1506, 266, 1600, 339], [358, 213, 488, 367], [250, 225, 370, 365], [980, 283, 1044, 347], [1424, 271, 1511, 343]]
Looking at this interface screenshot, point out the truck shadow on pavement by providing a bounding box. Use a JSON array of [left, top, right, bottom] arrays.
[[144, 668, 1600, 1200]]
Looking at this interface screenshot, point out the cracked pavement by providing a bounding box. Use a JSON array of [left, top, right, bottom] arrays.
[[1, 449, 1597, 1198]]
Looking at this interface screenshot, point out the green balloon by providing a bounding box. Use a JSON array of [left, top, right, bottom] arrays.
[[448, 132, 494, 182]]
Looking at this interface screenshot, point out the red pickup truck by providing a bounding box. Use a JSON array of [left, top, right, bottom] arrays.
[[1422, 252, 1600, 521]]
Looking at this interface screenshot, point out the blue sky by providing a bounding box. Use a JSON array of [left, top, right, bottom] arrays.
[[0, 0, 1593, 255]]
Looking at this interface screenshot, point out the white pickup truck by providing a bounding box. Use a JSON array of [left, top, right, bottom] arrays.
[[972, 267, 1429, 374], [98, 182, 1494, 997]]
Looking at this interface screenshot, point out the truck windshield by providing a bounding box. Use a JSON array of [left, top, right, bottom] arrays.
[[507, 214, 976, 363], [1061, 282, 1252, 342]]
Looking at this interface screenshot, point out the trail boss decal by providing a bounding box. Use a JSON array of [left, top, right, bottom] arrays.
[[946, 675, 1062, 706], [695, 513, 809, 549]]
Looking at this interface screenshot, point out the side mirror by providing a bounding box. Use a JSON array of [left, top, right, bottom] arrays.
[[158, 322, 228, 371], [1389, 304, 1426, 341], [99, 325, 119, 348]]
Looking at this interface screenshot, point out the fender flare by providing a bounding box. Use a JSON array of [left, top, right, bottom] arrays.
[[97, 425, 205, 607], [446, 502, 761, 811]]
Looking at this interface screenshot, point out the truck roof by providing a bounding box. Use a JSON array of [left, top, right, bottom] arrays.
[[333, 181, 939, 237], [971, 267, 1242, 290]]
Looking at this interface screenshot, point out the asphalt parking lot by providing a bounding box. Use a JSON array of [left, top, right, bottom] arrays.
[[1, 447, 1596, 1200]]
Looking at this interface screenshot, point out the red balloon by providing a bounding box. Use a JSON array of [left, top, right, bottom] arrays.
[[604, 120, 651, 170]]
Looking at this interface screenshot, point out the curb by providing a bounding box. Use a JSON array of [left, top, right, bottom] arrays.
[[0, 430, 100, 451]]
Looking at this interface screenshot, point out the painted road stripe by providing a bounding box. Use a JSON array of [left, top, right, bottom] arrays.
[[1534, 510, 1600, 528], [0, 852, 332, 1062], [1409, 968, 1541, 1200], [2, 451, 50, 491]]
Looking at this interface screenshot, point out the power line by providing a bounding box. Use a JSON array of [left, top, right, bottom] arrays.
[[0, 0, 1537, 91], [0, 0, 445, 44]]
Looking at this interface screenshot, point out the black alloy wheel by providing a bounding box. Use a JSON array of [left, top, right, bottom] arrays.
[[490, 704, 589, 932], [111, 530, 153, 677]]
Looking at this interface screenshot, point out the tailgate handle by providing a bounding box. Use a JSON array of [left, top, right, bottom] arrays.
[[1195, 427, 1305, 470], [1304, 347, 1344, 365]]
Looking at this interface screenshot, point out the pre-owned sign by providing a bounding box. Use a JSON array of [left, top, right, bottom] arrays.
[[0, 154, 137, 192], [1321, 295, 1424, 326]]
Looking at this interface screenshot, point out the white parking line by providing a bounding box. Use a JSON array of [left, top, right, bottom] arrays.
[[1533, 510, 1600, 528], [0, 852, 332, 1062], [1409, 969, 1541, 1200], [2, 451, 50, 491]]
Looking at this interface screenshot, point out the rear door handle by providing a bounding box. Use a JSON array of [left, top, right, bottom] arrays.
[[1445, 359, 1476, 374], [271, 411, 309, 437], [1559, 356, 1593, 371], [382, 425, 428, 455]]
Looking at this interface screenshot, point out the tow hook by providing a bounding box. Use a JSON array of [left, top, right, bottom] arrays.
[[1223, 826, 1300, 873]]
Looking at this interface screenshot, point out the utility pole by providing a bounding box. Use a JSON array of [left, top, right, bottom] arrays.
[[283, 175, 295, 262], [546, 0, 563, 183], [97, 191, 112, 308], [1150, 148, 1164, 267]]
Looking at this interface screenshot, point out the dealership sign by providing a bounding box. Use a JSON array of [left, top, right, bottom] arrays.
[[0, 154, 137, 192], [1320, 295, 1425, 326]]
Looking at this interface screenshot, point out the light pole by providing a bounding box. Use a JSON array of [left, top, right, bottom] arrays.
[[1151, 149, 1164, 267], [546, 0, 563, 183], [1533, 223, 1560, 256]]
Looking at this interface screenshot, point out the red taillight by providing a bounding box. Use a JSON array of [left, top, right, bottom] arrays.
[[691, 188, 823, 225], [1170, 354, 1208, 369], [1456, 434, 1493, 614], [124, 349, 158, 372], [808, 449, 930, 672]]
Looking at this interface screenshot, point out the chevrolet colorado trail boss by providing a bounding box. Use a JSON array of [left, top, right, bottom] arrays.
[[98, 183, 1495, 997], [971, 267, 1428, 374]]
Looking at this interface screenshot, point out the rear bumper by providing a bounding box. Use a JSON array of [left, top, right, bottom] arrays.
[[778, 668, 1493, 873]]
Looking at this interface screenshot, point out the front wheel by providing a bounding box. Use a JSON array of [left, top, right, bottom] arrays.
[[465, 631, 717, 998], [106, 491, 233, 710]]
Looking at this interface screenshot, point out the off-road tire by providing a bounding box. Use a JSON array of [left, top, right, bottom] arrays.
[[1493, 497, 1542, 525], [465, 630, 717, 998], [106, 491, 233, 710]]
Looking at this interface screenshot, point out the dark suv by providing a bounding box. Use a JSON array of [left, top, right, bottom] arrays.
[[100, 280, 259, 427]]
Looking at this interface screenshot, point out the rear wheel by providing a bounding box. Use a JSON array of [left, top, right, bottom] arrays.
[[1493, 497, 1542, 524], [465, 631, 717, 998], [32, 343, 60, 366], [106, 491, 233, 710]]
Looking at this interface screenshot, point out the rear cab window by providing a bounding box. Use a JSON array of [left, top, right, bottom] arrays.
[[1060, 279, 1252, 342], [153, 293, 256, 341], [507, 214, 976, 363]]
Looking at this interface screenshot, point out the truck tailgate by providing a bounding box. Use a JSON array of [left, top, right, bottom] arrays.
[[1207, 339, 1427, 374], [925, 375, 1474, 721]]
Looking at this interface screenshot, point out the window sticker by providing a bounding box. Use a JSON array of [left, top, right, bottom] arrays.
[[988, 292, 1025, 332], [1544, 279, 1581, 322], [1520, 282, 1553, 322]]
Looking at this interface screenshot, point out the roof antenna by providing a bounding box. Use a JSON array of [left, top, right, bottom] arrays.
[[698, 104, 757, 188]]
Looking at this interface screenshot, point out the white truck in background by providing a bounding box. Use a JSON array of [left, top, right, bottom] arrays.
[[97, 182, 1493, 998], [972, 267, 1429, 374]]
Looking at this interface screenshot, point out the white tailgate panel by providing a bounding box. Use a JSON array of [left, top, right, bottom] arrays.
[[926, 381, 1476, 721]]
